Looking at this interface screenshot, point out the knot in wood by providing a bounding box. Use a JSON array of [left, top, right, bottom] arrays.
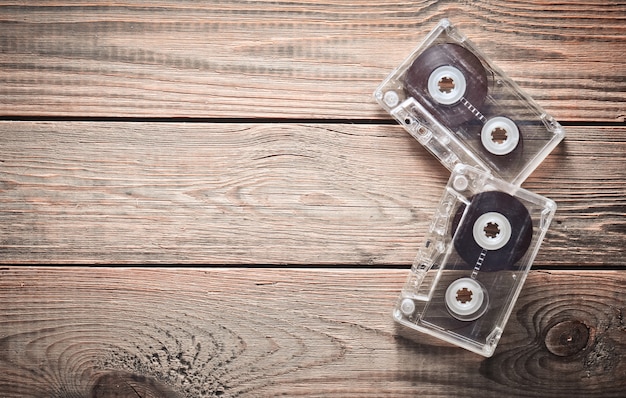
[[90, 371, 182, 398], [544, 320, 590, 357]]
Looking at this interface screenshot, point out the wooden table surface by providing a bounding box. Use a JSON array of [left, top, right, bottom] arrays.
[[1, 1, 625, 397]]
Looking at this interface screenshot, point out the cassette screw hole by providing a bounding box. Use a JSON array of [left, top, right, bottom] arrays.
[[399, 298, 416, 316], [382, 90, 400, 107], [491, 127, 508, 144], [484, 222, 500, 239], [438, 76, 455, 93], [452, 175, 469, 191], [456, 287, 473, 304], [404, 118, 412, 125]]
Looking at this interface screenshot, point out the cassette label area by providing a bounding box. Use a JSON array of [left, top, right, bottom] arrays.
[[374, 19, 565, 185], [393, 165, 556, 357]]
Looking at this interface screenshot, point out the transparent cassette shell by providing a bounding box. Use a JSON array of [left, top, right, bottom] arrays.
[[374, 19, 565, 185], [394, 165, 556, 357]]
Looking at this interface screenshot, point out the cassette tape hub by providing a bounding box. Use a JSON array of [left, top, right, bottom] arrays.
[[394, 165, 556, 357], [374, 18, 565, 185]]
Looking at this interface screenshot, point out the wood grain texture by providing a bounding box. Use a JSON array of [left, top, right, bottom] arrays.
[[0, 268, 624, 397], [0, 1, 624, 121], [1, 2, 624, 397], [1, 122, 624, 265]]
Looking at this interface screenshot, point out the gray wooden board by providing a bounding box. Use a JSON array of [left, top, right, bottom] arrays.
[[0, 122, 624, 265], [0, 268, 624, 397], [0, 1, 624, 121]]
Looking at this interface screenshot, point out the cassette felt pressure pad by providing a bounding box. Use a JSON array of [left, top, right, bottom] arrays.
[[374, 19, 564, 186], [374, 19, 564, 356]]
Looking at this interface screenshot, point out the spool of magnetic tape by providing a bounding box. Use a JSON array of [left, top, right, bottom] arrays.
[[374, 19, 565, 185], [394, 165, 556, 357]]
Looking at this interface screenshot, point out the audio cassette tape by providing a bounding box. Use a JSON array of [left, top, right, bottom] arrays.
[[374, 19, 565, 185], [394, 164, 556, 357]]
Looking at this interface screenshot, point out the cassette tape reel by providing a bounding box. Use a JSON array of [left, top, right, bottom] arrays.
[[374, 19, 565, 185], [394, 165, 556, 357]]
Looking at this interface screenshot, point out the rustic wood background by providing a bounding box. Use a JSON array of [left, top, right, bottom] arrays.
[[1, 1, 624, 397]]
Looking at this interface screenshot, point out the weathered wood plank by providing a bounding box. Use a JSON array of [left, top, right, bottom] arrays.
[[0, 122, 624, 265], [0, 268, 624, 397], [0, 1, 624, 121]]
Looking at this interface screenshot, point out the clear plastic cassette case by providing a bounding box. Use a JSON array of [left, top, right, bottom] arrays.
[[374, 19, 565, 185], [394, 165, 556, 357]]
